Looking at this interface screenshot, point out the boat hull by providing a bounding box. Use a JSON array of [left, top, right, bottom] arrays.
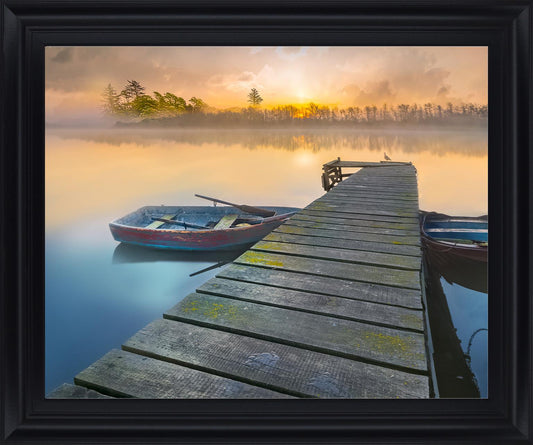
[[422, 234, 488, 262], [420, 212, 488, 263], [109, 205, 299, 251]]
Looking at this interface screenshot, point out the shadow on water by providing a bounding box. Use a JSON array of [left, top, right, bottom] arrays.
[[425, 248, 487, 294], [424, 247, 488, 398], [112, 242, 253, 276]]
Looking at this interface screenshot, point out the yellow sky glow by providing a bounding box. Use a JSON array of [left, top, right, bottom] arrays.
[[45, 46, 487, 125]]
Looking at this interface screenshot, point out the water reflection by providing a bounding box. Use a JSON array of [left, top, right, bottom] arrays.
[[425, 248, 488, 294], [48, 127, 488, 156], [424, 247, 488, 397], [112, 242, 251, 276], [45, 126, 488, 397]]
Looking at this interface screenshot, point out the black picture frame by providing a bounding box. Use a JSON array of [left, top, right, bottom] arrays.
[[1, 1, 531, 443]]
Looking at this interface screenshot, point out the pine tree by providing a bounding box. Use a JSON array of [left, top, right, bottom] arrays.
[[101, 84, 120, 115], [247, 88, 263, 107], [120, 80, 145, 102]]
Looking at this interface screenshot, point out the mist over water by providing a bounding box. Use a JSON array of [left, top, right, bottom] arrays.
[[49, 126, 488, 156], [45, 126, 488, 397]]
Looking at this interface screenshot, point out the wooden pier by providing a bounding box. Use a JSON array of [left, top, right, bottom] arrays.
[[69, 162, 430, 399]]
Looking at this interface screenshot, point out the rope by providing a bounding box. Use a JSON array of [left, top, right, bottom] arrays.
[[466, 328, 488, 360]]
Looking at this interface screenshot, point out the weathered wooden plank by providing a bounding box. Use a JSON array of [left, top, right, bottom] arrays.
[[124, 319, 429, 398], [252, 240, 421, 271], [342, 176, 417, 183], [336, 180, 418, 189], [306, 201, 419, 218], [75, 349, 292, 399], [144, 213, 175, 229], [198, 277, 424, 331], [47, 383, 114, 399], [343, 175, 416, 180], [300, 209, 419, 225], [274, 225, 421, 247], [340, 173, 416, 181], [327, 195, 419, 205], [326, 191, 419, 201], [348, 166, 416, 174], [355, 169, 416, 176], [285, 218, 419, 237], [324, 161, 412, 168], [323, 191, 419, 204], [263, 231, 422, 257], [343, 172, 417, 179], [165, 294, 428, 373], [337, 177, 417, 185], [213, 214, 238, 230], [291, 213, 420, 232], [218, 264, 423, 309], [235, 250, 421, 290], [331, 187, 420, 198], [316, 197, 419, 212], [354, 174, 416, 179], [309, 204, 418, 218], [325, 190, 417, 199], [336, 186, 418, 194]]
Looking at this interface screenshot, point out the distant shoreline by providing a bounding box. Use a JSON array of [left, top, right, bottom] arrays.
[[46, 121, 488, 132], [113, 117, 487, 131]]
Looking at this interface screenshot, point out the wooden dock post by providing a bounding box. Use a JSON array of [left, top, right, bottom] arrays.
[[69, 161, 430, 399], [321, 158, 413, 191]]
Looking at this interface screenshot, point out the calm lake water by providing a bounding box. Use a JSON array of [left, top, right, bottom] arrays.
[[45, 127, 488, 397]]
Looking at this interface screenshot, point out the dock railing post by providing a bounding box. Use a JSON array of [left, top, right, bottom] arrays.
[[322, 157, 343, 191]]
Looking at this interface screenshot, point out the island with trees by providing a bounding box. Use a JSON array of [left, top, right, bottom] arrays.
[[103, 80, 488, 129]]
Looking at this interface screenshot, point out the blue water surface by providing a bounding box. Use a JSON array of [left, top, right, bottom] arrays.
[[45, 219, 227, 394], [440, 279, 488, 397]]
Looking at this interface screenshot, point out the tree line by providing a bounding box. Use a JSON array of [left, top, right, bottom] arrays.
[[103, 80, 487, 126], [102, 80, 209, 118]]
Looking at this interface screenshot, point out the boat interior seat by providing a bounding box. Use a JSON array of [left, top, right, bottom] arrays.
[[213, 214, 239, 230], [145, 214, 176, 229]]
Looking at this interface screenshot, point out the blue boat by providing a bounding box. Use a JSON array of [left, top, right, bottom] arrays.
[[421, 212, 488, 262]]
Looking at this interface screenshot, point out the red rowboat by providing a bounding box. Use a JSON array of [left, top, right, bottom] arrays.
[[109, 205, 298, 251]]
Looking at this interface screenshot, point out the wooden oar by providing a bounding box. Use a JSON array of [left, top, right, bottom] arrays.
[[194, 194, 276, 217], [152, 211, 296, 230], [189, 261, 229, 277], [150, 217, 209, 229], [245, 211, 298, 225]]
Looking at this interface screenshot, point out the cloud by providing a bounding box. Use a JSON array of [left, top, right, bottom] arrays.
[[50, 48, 73, 63], [237, 72, 255, 82], [340, 80, 396, 105], [44, 46, 488, 122], [275, 47, 308, 61], [206, 66, 275, 94], [357, 80, 396, 104]]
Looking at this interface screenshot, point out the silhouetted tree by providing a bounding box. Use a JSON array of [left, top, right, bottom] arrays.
[[101, 83, 120, 115], [120, 80, 145, 102], [247, 88, 263, 107], [188, 97, 208, 112]]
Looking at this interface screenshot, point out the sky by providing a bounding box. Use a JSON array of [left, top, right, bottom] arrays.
[[45, 46, 487, 125]]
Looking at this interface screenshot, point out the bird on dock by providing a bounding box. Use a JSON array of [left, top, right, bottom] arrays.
[[384, 152, 391, 161]]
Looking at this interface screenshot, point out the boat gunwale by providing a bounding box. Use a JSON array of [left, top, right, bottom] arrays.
[[420, 211, 488, 262], [109, 205, 299, 235]]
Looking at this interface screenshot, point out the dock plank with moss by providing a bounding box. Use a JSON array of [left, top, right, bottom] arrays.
[[70, 161, 430, 399]]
